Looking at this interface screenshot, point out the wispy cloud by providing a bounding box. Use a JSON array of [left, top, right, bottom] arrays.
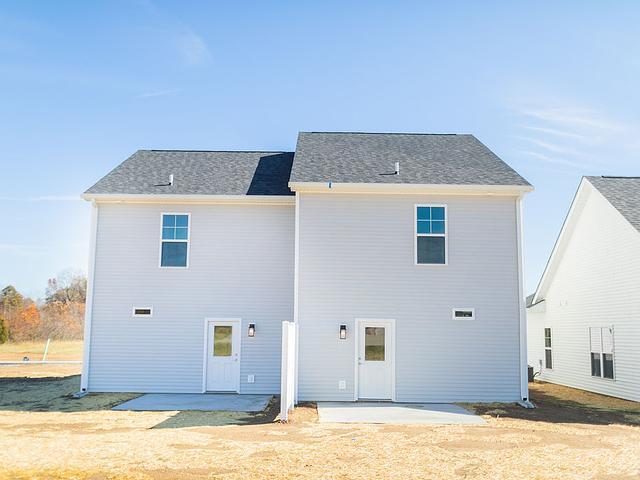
[[520, 125, 592, 143], [518, 107, 624, 132], [513, 136, 583, 156], [176, 28, 212, 66], [520, 151, 586, 169], [136, 88, 182, 99], [507, 98, 640, 173], [0, 195, 79, 202]]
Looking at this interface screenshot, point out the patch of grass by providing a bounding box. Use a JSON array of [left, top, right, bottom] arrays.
[[0, 375, 138, 412]]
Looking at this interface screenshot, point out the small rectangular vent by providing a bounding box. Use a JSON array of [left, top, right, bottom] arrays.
[[452, 308, 475, 320], [133, 307, 153, 317]]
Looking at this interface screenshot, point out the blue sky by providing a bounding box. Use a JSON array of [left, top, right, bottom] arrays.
[[1, 1, 639, 298]]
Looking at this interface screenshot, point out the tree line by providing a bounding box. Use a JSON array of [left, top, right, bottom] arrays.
[[0, 271, 86, 343]]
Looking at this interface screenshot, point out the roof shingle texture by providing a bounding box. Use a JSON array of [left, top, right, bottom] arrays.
[[85, 150, 295, 196], [290, 132, 530, 186], [586, 176, 640, 232]]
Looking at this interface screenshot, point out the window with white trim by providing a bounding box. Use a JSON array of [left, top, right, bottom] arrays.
[[416, 205, 447, 264], [590, 327, 614, 379], [160, 213, 190, 267], [544, 327, 552, 369]]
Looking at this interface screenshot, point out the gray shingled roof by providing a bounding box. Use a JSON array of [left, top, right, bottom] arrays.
[[85, 150, 295, 196], [586, 176, 640, 232], [290, 132, 531, 186]]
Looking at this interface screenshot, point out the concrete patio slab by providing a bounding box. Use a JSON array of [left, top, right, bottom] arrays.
[[317, 402, 486, 425], [113, 393, 271, 412]]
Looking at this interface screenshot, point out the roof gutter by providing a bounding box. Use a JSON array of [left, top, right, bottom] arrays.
[[80, 193, 296, 205], [288, 182, 534, 196]]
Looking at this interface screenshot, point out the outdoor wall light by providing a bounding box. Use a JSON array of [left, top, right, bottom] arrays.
[[248, 323, 256, 337], [339, 324, 347, 340]]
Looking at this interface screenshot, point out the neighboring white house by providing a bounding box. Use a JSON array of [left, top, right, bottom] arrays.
[[80, 132, 533, 405], [527, 176, 640, 402]]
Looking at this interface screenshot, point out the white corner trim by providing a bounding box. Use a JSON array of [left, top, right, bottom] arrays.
[[293, 192, 300, 404], [288, 182, 533, 196], [81, 193, 296, 205], [80, 201, 99, 392], [516, 195, 528, 402]]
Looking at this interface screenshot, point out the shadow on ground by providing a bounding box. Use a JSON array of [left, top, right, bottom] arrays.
[[468, 382, 640, 427], [151, 397, 280, 429]]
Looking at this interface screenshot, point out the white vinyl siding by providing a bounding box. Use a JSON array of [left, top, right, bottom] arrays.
[[88, 202, 294, 394], [527, 182, 640, 401], [297, 193, 521, 402]]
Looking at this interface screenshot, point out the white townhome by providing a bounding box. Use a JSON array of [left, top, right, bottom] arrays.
[[80, 132, 533, 407], [527, 176, 640, 402]]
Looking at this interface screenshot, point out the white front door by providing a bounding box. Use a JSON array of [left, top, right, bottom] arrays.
[[357, 319, 394, 400], [205, 319, 240, 392]]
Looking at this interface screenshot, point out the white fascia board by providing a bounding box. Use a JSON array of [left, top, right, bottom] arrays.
[[288, 182, 533, 196], [532, 177, 591, 304], [80, 194, 296, 205]]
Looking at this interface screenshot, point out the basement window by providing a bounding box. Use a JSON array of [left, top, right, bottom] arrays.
[[132, 307, 153, 317], [452, 308, 475, 320], [590, 327, 615, 379]]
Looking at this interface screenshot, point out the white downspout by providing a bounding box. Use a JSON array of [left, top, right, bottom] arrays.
[[79, 200, 99, 394], [515, 194, 532, 406]]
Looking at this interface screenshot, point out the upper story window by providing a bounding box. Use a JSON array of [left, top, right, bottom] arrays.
[[415, 205, 447, 265], [160, 213, 190, 267]]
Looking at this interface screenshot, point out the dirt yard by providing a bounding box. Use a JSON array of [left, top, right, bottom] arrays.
[[1, 376, 639, 480]]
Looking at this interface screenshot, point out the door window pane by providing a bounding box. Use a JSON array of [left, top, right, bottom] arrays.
[[213, 326, 233, 357], [365, 327, 385, 361]]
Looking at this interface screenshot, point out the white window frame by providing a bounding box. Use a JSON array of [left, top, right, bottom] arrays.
[[589, 326, 615, 380], [544, 327, 553, 370], [132, 307, 153, 317], [451, 308, 475, 320], [159, 212, 191, 268], [414, 204, 448, 266]]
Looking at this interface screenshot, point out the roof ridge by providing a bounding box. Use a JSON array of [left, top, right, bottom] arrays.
[[144, 149, 293, 153], [299, 131, 470, 136], [598, 175, 640, 179]]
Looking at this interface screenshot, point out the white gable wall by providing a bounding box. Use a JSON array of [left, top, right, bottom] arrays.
[[87, 202, 294, 393], [527, 183, 640, 401], [297, 193, 522, 402]]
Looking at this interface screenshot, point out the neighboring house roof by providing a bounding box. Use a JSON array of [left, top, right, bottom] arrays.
[[585, 176, 640, 232], [526, 294, 535, 308], [84, 150, 295, 196], [290, 132, 531, 186], [530, 176, 640, 305]]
